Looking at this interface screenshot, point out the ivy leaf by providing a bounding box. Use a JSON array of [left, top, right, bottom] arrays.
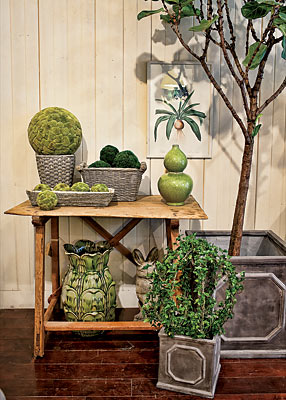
[[242, 42, 267, 69], [282, 36, 286, 60], [137, 8, 164, 20], [241, 2, 272, 19], [189, 15, 218, 32]]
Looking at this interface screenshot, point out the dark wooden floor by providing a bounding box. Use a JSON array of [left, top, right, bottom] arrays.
[[0, 309, 286, 400]]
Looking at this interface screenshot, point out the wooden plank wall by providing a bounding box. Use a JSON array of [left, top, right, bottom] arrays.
[[0, 0, 285, 308]]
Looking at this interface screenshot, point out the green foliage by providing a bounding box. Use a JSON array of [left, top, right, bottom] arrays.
[[71, 182, 90, 192], [88, 160, 111, 168], [91, 184, 109, 192], [243, 42, 267, 70], [113, 150, 141, 169], [100, 145, 119, 166], [241, 2, 272, 19], [189, 15, 218, 32], [28, 107, 82, 155], [33, 183, 51, 191], [251, 114, 263, 137], [36, 190, 58, 210], [143, 234, 245, 339], [53, 183, 71, 191], [154, 91, 206, 141]]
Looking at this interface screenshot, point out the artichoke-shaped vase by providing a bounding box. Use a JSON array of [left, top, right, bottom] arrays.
[[61, 240, 116, 336]]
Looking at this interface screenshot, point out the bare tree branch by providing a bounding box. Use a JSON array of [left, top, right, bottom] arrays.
[[258, 77, 286, 115]]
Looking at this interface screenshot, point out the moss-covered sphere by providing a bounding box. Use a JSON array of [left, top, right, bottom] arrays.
[[53, 183, 71, 191], [113, 150, 140, 169], [28, 107, 82, 155], [36, 190, 58, 210], [33, 183, 51, 191], [100, 145, 119, 166], [91, 184, 109, 192], [71, 182, 90, 192], [88, 160, 111, 168]]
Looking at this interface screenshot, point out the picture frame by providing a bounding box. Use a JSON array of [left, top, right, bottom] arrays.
[[147, 61, 213, 159]]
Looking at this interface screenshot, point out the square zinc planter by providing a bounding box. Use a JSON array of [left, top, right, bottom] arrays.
[[186, 230, 286, 358], [157, 329, 221, 399]]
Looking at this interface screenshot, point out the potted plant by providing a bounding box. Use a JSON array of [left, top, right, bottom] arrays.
[[28, 106, 82, 187], [143, 234, 244, 398], [138, 0, 286, 357]]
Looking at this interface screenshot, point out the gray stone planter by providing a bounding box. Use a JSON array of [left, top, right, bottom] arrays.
[[186, 230, 286, 358], [157, 329, 221, 398]]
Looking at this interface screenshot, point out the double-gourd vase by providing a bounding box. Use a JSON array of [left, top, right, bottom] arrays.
[[61, 240, 116, 336], [158, 144, 193, 206]]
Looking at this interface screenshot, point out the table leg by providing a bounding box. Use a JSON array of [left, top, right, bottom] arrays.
[[51, 217, 60, 292], [32, 216, 49, 358], [166, 219, 180, 250]]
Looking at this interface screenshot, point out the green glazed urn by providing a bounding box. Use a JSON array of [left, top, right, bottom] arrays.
[[61, 240, 116, 336], [158, 145, 193, 206]]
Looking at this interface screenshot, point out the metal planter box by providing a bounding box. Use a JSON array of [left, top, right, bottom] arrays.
[[186, 230, 286, 358], [157, 329, 221, 398]]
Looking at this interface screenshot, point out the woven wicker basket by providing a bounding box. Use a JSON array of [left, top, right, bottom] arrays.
[[36, 154, 75, 188], [27, 189, 115, 207], [77, 161, 147, 202]]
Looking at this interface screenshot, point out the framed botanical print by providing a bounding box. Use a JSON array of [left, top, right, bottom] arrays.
[[147, 62, 213, 158]]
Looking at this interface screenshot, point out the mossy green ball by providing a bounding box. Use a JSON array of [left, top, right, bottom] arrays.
[[88, 160, 111, 168], [36, 190, 58, 210], [28, 107, 82, 155], [71, 182, 90, 192], [91, 184, 109, 192], [53, 183, 71, 191], [113, 150, 140, 169], [33, 183, 51, 191], [100, 145, 119, 166]]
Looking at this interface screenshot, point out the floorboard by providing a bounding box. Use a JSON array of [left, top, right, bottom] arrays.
[[0, 309, 285, 400]]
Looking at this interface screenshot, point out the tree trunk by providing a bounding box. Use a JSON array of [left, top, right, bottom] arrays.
[[228, 140, 254, 256]]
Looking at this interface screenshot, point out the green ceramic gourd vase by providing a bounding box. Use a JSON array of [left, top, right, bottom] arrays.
[[158, 145, 193, 206], [61, 240, 116, 336]]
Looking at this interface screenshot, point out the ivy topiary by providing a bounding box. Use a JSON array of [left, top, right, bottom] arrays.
[[91, 184, 109, 192], [143, 234, 245, 339], [33, 183, 51, 191], [36, 190, 58, 210], [113, 150, 141, 169], [88, 160, 111, 168], [100, 145, 119, 166], [71, 182, 90, 192], [28, 107, 82, 155], [53, 183, 71, 191]]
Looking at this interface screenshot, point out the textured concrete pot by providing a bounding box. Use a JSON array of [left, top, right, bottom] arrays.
[[157, 329, 221, 398], [186, 230, 286, 358]]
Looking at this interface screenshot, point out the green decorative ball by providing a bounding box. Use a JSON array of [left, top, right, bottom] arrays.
[[88, 160, 111, 168], [71, 182, 90, 192], [36, 190, 58, 210], [28, 107, 82, 155], [91, 184, 109, 192], [113, 150, 140, 169], [33, 183, 51, 191], [53, 183, 71, 191], [100, 145, 119, 166]]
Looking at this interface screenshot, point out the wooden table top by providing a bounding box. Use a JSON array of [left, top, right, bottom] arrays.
[[4, 195, 208, 220]]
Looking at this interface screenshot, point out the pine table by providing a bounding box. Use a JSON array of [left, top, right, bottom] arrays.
[[5, 195, 207, 357]]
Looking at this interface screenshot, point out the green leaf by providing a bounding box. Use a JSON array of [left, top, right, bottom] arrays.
[[154, 115, 170, 141], [241, 2, 272, 19], [181, 90, 194, 111], [242, 42, 267, 69], [182, 103, 200, 113], [182, 110, 206, 124], [256, 0, 280, 4], [156, 98, 178, 115], [166, 115, 177, 139], [282, 36, 286, 59], [274, 20, 286, 36], [137, 8, 164, 21], [252, 123, 262, 138], [189, 15, 218, 32], [160, 14, 172, 23], [155, 109, 175, 116], [183, 117, 202, 141], [279, 12, 286, 23]]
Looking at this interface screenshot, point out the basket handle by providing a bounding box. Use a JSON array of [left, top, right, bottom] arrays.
[[76, 162, 88, 172], [140, 161, 147, 173]]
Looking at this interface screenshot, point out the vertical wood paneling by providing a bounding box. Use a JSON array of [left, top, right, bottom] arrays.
[[0, 1, 285, 308]]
